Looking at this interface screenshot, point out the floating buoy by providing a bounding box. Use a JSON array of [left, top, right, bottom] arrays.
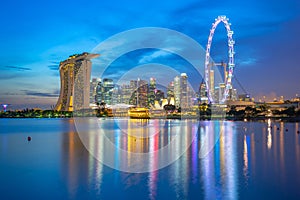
[[27, 136, 31, 142]]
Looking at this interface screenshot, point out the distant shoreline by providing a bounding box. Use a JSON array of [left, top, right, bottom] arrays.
[[1, 115, 300, 122]]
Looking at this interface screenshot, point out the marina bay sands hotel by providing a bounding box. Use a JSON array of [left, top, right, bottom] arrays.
[[55, 52, 99, 111]]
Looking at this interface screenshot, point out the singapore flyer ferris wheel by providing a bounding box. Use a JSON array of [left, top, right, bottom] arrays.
[[205, 15, 235, 104]]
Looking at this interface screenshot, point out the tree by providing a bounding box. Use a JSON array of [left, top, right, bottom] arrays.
[[227, 105, 237, 116], [245, 106, 257, 118], [282, 106, 295, 117]]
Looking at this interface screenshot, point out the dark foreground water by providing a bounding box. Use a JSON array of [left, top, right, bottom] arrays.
[[0, 118, 300, 199]]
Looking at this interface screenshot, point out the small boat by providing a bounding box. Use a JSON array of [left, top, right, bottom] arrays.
[[128, 107, 150, 119]]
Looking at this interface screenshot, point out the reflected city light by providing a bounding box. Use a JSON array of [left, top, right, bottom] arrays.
[[243, 135, 249, 180], [201, 121, 238, 199], [56, 119, 300, 199], [267, 119, 272, 149], [296, 123, 300, 167]]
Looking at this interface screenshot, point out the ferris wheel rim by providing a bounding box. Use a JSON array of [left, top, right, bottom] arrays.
[[204, 15, 235, 104]]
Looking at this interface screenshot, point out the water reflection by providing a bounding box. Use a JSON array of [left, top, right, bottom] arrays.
[[200, 121, 238, 199], [59, 119, 300, 199], [61, 119, 104, 198], [267, 119, 272, 149], [296, 123, 299, 168], [243, 135, 249, 182]]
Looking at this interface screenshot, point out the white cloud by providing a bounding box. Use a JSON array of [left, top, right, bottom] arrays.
[[138, 50, 171, 64], [239, 58, 257, 66]]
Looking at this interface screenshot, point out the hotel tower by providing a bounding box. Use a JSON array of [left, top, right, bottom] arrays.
[[55, 52, 99, 111]]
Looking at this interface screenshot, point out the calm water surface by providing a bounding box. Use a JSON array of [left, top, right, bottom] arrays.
[[0, 118, 300, 199]]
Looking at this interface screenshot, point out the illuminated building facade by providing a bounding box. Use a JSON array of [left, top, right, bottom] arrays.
[[199, 81, 208, 103], [218, 83, 226, 103], [148, 78, 156, 107], [228, 88, 238, 101], [137, 79, 149, 108], [90, 78, 100, 104], [120, 84, 131, 104], [167, 81, 174, 102], [102, 78, 114, 105], [180, 73, 189, 109], [174, 76, 181, 108], [129, 79, 148, 107], [55, 52, 99, 111]]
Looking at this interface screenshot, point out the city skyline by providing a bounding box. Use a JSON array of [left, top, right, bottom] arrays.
[[0, 0, 300, 110]]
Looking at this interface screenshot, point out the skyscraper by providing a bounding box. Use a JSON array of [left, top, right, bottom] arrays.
[[90, 78, 100, 104], [167, 81, 174, 102], [180, 73, 188, 109], [218, 83, 226, 103], [55, 52, 99, 111], [120, 84, 131, 104], [148, 77, 156, 107], [137, 79, 148, 108], [129, 79, 148, 107], [174, 76, 181, 108], [95, 78, 115, 105], [199, 80, 208, 103], [102, 78, 114, 105]]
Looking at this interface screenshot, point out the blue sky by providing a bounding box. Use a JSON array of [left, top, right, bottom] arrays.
[[0, 0, 300, 109]]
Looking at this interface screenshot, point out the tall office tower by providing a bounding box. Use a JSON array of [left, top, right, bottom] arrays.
[[214, 86, 219, 103], [199, 80, 208, 103], [90, 78, 100, 104], [148, 77, 156, 107], [167, 81, 174, 102], [111, 85, 121, 105], [232, 89, 238, 101], [174, 76, 181, 108], [180, 73, 189, 109], [55, 52, 99, 111], [120, 84, 131, 104], [102, 78, 114, 105], [129, 80, 138, 105], [137, 79, 148, 108], [95, 78, 114, 105], [129, 79, 148, 107], [187, 86, 196, 106], [95, 80, 103, 104], [218, 83, 226, 103], [227, 87, 237, 101]]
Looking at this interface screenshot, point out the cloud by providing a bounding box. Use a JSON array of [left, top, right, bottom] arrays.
[[138, 50, 171, 64], [48, 65, 59, 71], [238, 58, 257, 66], [0, 92, 20, 96], [0, 74, 20, 80], [3, 66, 31, 71], [22, 90, 59, 98]]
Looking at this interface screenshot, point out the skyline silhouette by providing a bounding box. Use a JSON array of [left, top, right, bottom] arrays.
[[0, 0, 299, 109]]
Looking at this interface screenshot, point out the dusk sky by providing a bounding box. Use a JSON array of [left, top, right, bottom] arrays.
[[0, 0, 300, 109]]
